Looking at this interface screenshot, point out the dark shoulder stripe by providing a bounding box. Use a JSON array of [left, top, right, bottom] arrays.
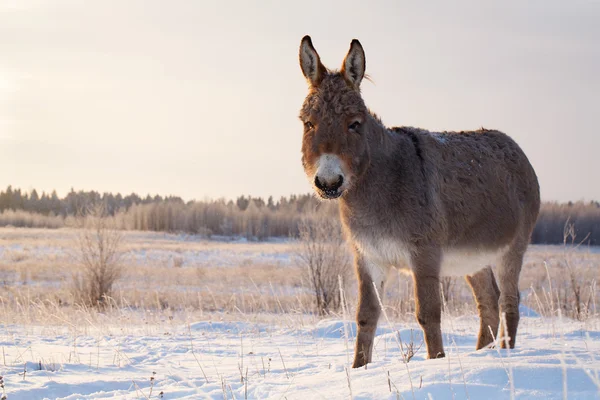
[[393, 127, 424, 165]]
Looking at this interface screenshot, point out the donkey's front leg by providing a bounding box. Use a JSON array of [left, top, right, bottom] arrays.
[[412, 248, 445, 359], [352, 255, 387, 368]]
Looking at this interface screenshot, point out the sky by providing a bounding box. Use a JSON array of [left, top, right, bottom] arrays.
[[1, 0, 599, 202]]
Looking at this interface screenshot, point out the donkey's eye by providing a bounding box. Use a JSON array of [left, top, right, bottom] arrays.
[[304, 121, 314, 130], [348, 121, 361, 131]]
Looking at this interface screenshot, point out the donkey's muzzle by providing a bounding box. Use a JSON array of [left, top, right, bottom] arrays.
[[314, 175, 344, 199]]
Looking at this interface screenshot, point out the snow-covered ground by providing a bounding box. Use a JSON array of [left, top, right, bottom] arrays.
[[1, 228, 599, 399], [1, 314, 599, 399]]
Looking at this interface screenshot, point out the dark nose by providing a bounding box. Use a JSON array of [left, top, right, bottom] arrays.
[[315, 175, 344, 192]]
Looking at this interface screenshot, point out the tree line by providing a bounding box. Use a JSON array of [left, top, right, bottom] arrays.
[[0, 186, 337, 239], [0, 186, 598, 245]]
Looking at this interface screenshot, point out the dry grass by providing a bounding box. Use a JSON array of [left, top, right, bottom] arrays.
[[0, 227, 598, 328], [0, 228, 310, 326]]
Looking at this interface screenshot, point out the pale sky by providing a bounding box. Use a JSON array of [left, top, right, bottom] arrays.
[[1, 0, 599, 202]]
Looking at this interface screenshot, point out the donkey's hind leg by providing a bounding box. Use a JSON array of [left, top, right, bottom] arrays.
[[496, 241, 526, 349], [466, 266, 500, 349]]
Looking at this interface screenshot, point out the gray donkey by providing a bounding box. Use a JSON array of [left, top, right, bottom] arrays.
[[298, 36, 540, 368]]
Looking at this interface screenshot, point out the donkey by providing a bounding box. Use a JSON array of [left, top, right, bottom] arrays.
[[298, 36, 540, 368]]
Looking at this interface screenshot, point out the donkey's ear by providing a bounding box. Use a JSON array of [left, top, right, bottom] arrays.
[[341, 39, 366, 90], [299, 35, 326, 87]]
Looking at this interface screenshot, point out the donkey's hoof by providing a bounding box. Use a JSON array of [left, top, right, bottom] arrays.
[[429, 351, 445, 359]]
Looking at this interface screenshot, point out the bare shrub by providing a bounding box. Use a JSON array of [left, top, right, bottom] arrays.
[[296, 214, 351, 316], [172, 256, 185, 268], [398, 329, 423, 363], [561, 219, 594, 320], [72, 204, 124, 308], [531, 201, 600, 245], [522, 219, 598, 321], [384, 271, 415, 319]]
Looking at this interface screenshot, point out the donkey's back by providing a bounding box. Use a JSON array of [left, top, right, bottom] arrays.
[[395, 126, 540, 251]]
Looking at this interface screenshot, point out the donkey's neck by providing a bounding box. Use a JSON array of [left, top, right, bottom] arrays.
[[341, 114, 420, 209], [338, 115, 431, 246], [364, 113, 391, 150]]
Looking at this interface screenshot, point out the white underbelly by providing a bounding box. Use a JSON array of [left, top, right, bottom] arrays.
[[438, 248, 506, 276], [354, 237, 412, 269], [354, 236, 505, 277]]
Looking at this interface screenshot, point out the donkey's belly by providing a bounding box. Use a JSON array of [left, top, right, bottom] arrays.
[[354, 236, 412, 269], [439, 247, 506, 277], [355, 235, 505, 277]]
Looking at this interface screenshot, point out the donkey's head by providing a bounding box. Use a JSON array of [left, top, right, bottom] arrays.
[[299, 36, 370, 199]]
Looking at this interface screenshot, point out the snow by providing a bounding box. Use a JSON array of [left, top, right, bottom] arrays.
[[432, 132, 448, 144], [1, 315, 599, 399], [1, 230, 598, 398]]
